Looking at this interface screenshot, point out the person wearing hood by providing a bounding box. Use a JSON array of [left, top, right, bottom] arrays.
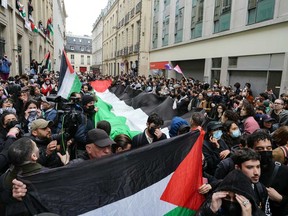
[[40, 78, 54, 96], [169, 116, 190, 138], [196, 169, 264, 216], [247, 131, 288, 216]]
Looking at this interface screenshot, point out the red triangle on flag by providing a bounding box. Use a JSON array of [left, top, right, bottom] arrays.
[[161, 131, 205, 211]]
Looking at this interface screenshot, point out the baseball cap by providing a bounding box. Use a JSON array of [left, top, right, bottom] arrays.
[[86, 128, 115, 147], [40, 96, 55, 107], [206, 121, 223, 131], [262, 114, 275, 122], [30, 119, 53, 131]]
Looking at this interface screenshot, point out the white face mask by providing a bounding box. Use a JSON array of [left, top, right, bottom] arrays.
[[46, 81, 50, 85]]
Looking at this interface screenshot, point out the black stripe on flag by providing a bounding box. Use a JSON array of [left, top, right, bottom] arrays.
[[21, 131, 199, 216], [57, 50, 68, 92]]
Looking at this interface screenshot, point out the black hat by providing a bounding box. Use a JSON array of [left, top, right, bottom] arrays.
[[82, 95, 94, 106], [262, 114, 275, 122], [86, 128, 115, 147], [206, 121, 222, 131]]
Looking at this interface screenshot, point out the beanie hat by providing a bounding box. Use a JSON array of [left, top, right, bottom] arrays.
[[82, 95, 94, 106]]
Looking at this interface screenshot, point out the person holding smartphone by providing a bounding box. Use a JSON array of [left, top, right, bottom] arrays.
[[203, 121, 230, 176], [20, 100, 42, 133]]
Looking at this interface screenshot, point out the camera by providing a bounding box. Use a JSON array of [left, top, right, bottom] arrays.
[[46, 95, 82, 132]]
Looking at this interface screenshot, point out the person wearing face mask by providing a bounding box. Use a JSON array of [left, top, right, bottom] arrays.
[[221, 120, 242, 149], [40, 78, 53, 96], [73, 95, 99, 151], [197, 169, 264, 216], [203, 121, 230, 176], [131, 113, 167, 149], [0, 112, 21, 174], [247, 131, 288, 216]]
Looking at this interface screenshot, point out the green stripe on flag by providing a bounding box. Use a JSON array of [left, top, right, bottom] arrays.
[[95, 96, 141, 139], [165, 207, 196, 216]]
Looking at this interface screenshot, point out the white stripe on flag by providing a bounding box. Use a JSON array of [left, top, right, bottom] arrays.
[[57, 68, 78, 99], [80, 173, 176, 216], [95, 90, 170, 137]]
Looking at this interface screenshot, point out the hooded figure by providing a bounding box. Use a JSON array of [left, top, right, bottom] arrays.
[[197, 170, 265, 216], [169, 116, 190, 137]]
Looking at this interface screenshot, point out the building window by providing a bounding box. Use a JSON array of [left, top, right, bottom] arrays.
[[71, 54, 74, 64], [191, 0, 204, 39], [247, 0, 275, 25], [81, 47, 84, 51], [162, 16, 169, 47], [87, 56, 91, 65], [212, 58, 222, 68], [79, 39, 82, 42], [175, 5, 184, 43], [229, 57, 238, 67], [70, 46, 74, 50], [164, 0, 170, 7], [81, 55, 84, 64], [152, 21, 159, 49], [214, 0, 232, 33], [153, 0, 160, 12]]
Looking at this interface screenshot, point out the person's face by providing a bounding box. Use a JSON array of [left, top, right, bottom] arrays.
[[253, 139, 272, 152], [273, 100, 284, 111], [217, 106, 223, 113], [228, 123, 239, 135], [223, 191, 237, 202], [34, 126, 51, 139], [238, 160, 261, 184], [198, 94, 203, 100], [85, 101, 94, 109], [3, 114, 17, 128], [116, 143, 132, 153], [86, 144, 112, 159], [2, 99, 13, 108], [263, 121, 273, 129], [240, 107, 247, 116], [41, 102, 50, 110], [83, 86, 89, 92], [27, 103, 37, 111], [220, 112, 228, 123], [34, 87, 40, 95]]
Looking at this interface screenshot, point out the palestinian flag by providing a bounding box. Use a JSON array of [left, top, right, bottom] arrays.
[[40, 51, 51, 73], [47, 17, 54, 35], [22, 130, 204, 216], [31, 21, 39, 33], [57, 49, 81, 99], [16, 0, 26, 18]]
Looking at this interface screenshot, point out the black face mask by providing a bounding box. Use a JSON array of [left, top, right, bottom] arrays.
[[259, 151, 273, 167], [148, 127, 155, 134], [6, 120, 20, 130], [221, 200, 242, 216], [148, 127, 157, 138], [84, 105, 95, 115]]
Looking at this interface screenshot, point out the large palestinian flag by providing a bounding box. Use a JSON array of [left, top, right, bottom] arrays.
[[19, 81, 205, 215], [22, 131, 204, 216]]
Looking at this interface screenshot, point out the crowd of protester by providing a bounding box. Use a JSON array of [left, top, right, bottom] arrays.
[[0, 71, 287, 215]]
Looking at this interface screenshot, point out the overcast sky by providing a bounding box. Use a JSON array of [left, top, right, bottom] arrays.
[[64, 0, 109, 36]]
